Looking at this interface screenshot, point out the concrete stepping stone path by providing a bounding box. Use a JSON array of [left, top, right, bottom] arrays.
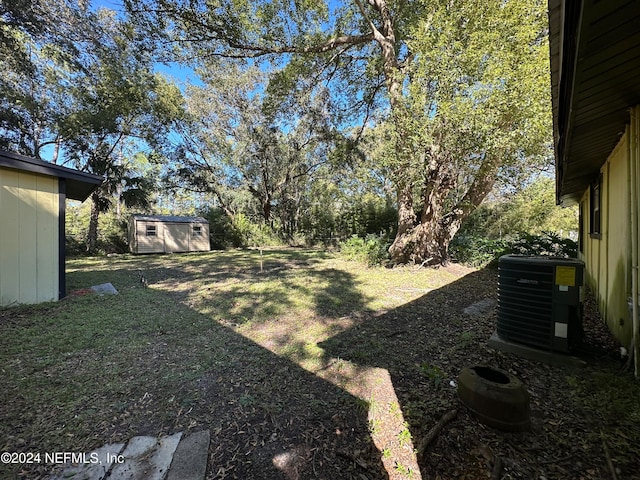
[[48, 430, 210, 480]]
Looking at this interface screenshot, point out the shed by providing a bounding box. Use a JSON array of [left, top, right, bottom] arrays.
[[0, 150, 103, 305], [128, 214, 210, 254]]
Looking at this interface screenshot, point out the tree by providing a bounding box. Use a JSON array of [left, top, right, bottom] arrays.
[[170, 61, 334, 240], [126, 0, 551, 264], [2, 3, 184, 253], [461, 176, 578, 240], [0, 0, 89, 157], [59, 12, 184, 252]]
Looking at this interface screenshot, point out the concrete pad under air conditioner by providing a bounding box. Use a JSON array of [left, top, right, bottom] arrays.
[[488, 331, 586, 367]]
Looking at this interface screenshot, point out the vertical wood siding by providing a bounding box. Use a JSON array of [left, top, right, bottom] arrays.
[[0, 169, 59, 305], [190, 223, 210, 252], [580, 131, 632, 345], [164, 223, 190, 253], [130, 218, 210, 254], [135, 221, 165, 254]]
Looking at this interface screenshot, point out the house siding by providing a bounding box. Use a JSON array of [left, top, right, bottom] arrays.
[[580, 130, 632, 345], [0, 169, 59, 305]]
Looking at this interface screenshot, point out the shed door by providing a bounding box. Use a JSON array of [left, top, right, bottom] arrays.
[[164, 223, 190, 252]]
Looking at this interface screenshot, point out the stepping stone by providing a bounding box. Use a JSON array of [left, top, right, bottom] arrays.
[[109, 432, 182, 480], [463, 298, 496, 316], [166, 430, 210, 480], [48, 443, 125, 480], [91, 283, 119, 295]]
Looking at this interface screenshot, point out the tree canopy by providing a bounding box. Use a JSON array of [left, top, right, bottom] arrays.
[[126, 0, 552, 263], [1, 3, 185, 252], [1, 0, 562, 261]]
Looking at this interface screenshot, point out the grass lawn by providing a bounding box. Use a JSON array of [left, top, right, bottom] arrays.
[[1, 248, 639, 479]]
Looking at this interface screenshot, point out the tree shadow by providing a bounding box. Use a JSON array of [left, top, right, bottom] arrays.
[[1, 261, 387, 480], [166, 307, 387, 479], [67, 250, 371, 331], [62, 253, 517, 478], [318, 267, 502, 478]]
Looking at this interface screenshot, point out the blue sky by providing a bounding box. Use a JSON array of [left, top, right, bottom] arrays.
[[93, 0, 200, 85]]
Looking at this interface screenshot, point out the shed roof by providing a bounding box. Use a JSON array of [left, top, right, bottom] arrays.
[[549, 0, 640, 204], [0, 150, 103, 201], [131, 214, 208, 224]]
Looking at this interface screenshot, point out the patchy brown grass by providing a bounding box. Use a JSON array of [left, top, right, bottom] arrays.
[[0, 248, 638, 479]]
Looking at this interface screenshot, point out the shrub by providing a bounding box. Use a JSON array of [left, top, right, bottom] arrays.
[[449, 235, 511, 267], [339, 234, 391, 266], [450, 231, 578, 267], [205, 207, 242, 249], [65, 236, 87, 257], [203, 208, 283, 249], [64, 209, 129, 256], [232, 213, 281, 247], [509, 231, 577, 258]]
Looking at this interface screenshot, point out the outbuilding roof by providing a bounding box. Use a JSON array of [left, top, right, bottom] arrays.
[[0, 150, 103, 201], [131, 214, 208, 223]]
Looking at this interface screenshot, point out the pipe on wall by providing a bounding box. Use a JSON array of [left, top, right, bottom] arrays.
[[630, 106, 639, 378]]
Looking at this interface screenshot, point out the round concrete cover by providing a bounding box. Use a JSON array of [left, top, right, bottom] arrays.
[[457, 365, 531, 432]]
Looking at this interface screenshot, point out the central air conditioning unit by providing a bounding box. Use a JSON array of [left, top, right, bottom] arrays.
[[496, 255, 584, 353]]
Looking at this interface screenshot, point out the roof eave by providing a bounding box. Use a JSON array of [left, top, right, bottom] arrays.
[[0, 150, 103, 201]]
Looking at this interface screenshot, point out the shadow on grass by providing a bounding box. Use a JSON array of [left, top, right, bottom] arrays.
[[67, 248, 334, 289], [66, 249, 370, 326], [54, 252, 640, 479], [317, 266, 640, 479], [318, 268, 503, 478], [0, 251, 386, 480]]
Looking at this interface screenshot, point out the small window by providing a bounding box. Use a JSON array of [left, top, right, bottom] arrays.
[[589, 177, 601, 238], [146, 225, 157, 237], [578, 202, 584, 253], [193, 225, 202, 236]]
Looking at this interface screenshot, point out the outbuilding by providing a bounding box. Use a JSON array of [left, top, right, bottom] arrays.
[[128, 214, 210, 254], [0, 150, 103, 306]]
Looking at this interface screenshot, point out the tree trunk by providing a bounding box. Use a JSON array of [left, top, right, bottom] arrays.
[[87, 193, 100, 254], [389, 188, 455, 265], [389, 154, 501, 265], [262, 199, 272, 222]]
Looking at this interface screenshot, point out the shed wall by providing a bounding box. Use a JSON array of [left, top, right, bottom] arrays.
[[164, 223, 190, 253], [130, 218, 210, 254], [134, 220, 165, 254], [0, 169, 59, 305], [190, 223, 210, 252]]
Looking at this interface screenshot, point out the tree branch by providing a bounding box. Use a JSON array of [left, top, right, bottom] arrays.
[[353, 0, 381, 38]]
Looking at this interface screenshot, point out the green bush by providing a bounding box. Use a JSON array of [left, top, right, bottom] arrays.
[[205, 207, 243, 249], [449, 235, 511, 267], [450, 231, 577, 267], [65, 236, 87, 257], [64, 207, 129, 256], [232, 213, 281, 247], [203, 208, 283, 249], [509, 231, 577, 258], [339, 234, 391, 266]]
